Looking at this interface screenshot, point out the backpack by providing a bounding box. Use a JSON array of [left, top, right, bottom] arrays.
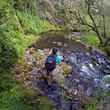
[[45, 55, 56, 72]]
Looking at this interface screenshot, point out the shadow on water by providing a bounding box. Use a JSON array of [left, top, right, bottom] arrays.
[[35, 31, 88, 53]]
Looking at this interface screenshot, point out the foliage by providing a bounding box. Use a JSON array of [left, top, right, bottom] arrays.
[[86, 101, 97, 110], [16, 10, 56, 35], [0, 32, 18, 73], [85, 91, 110, 110], [80, 33, 100, 47], [0, 83, 53, 110], [0, 0, 57, 109]]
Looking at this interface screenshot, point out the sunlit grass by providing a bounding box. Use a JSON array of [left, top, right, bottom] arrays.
[[81, 33, 100, 47]]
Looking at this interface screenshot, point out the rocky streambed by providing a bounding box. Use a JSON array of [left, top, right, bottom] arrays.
[[24, 31, 110, 110]]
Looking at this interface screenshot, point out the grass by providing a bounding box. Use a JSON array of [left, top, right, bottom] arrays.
[[80, 33, 100, 47], [85, 98, 97, 110], [16, 11, 57, 35], [86, 103, 97, 110], [0, 82, 53, 110]]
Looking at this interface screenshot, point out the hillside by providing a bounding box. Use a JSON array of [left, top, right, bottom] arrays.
[[0, 0, 58, 110]]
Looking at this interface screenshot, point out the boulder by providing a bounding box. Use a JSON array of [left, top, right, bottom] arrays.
[[102, 75, 110, 91], [103, 75, 110, 84], [35, 49, 45, 60], [61, 63, 72, 76], [51, 64, 72, 86], [52, 66, 65, 86]]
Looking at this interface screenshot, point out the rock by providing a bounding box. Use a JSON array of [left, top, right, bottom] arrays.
[[57, 42, 62, 46], [68, 54, 78, 64], [52, 66, 65, 86], [103, 68, 110, 75], [103, 75, 110, 84], [61, 63, 72, 76], [37, 49, 45, 55], [52, 42, 57, 44], [25, 50, 36, 65], [64, 43, 68, 47], [102, 75, 110, 91], [35, 49, 45, 60], [86, 87, 93, 96], [50, 63, 72, 87]]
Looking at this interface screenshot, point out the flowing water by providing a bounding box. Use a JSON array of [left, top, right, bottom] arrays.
[[32, 31, 110, 110]]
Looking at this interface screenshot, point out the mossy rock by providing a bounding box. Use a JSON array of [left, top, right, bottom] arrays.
[[61, 64, 72, 76]]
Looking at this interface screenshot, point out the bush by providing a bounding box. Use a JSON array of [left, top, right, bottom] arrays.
[[0, 32, 18, 73], [0, 0, 57, 109]]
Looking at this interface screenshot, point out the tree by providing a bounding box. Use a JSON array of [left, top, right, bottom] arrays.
[[63, 0, 110, 48], [75, 0, 107, 46]]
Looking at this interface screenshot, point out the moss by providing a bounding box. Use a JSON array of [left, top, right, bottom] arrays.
[[61, 64, 72, 76]]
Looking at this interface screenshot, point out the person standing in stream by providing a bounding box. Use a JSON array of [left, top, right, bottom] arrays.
[[44, 47, 63, 83], [45, 47, 63, 74]]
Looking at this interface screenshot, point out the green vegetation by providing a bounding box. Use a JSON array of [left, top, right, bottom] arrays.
[[0, 0, 57, 109], [0, 0, 110, 110], [0, 0, 57, 71], [81, 33, 100, 47], [86, 102, 97, 110], [0, 84, 53, 110]]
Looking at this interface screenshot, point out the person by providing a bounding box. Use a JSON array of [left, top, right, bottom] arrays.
[[45, 47, 63, 74], [44, 48, 64, 84]]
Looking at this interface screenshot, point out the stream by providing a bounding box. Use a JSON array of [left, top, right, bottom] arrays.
[[31, 31, 110, 110]]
